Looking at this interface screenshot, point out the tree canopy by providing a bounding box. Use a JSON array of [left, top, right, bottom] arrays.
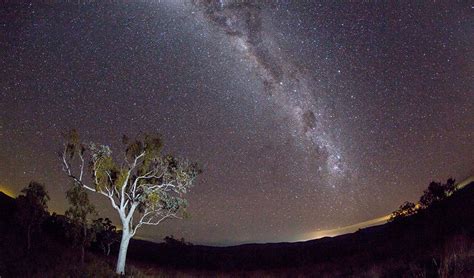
[[15, 181, 50, 252], [65, 185, 97, 263], [60, 130, 201, 274], [419, 178, 456, 208], [389, 178, 458, 222]]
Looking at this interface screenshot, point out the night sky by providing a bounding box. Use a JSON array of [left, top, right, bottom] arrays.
[[0, 1, 472, 246]]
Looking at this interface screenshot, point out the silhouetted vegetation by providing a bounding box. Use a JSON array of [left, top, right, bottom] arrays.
[[93, 218, 119, 256], [65, 184, 97, 264], [0, 178, 473, 277], [389, 178, 459, 222], [389, 201, 417, 222], [163, 235, 193, 246], [14, 181, 50, 253], [419, 178, 456, 208]]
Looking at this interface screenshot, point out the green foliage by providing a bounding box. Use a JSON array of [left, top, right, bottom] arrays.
[[64, 131, 200, 216], [63, 129, 86, 160], [88, 143, 118, 191], [142, 134, 163, 170], [147, 191, 161, 205], [115, 169, 129, 190], [121, 134, 200, 218], [62, 130, 201, 273], [65, 185, 97, 262], [65, 185, 96, 223]]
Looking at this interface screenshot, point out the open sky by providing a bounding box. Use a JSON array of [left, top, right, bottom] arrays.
[[0, 1, 472, 246]]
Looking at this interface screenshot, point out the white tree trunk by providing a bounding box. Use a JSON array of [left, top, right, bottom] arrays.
[[116, 228, 131, 275]]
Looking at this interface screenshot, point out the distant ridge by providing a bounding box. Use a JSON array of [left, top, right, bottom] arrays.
[[456, 175, 474, 190], [300, 175, 474, 241], [0, 177, 472, 276]]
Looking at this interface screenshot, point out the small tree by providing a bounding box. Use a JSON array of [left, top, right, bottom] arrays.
[[443, 178, 457, 196], [419, 178, 456, 209], [15, 181, 50, 252], [92, 218, 119, 256], [60, 130, 200, 274], [389, 201, 418, 222], [164, 235, 192, 246], [65, 185, 97, 264]]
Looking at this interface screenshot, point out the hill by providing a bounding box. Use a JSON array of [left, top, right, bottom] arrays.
[[0, 181, 473, 277], [0, 191, 16, 231], [121, 181, 474, 276]]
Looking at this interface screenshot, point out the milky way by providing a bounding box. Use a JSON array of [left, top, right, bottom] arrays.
[[0, 1, 472, 245], [192, 1, 350, 185]]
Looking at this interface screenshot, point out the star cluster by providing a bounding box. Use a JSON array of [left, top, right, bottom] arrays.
[[0, 1, 472, 245]]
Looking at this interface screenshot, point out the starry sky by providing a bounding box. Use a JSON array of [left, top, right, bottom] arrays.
[[0, 1, 473, 246]]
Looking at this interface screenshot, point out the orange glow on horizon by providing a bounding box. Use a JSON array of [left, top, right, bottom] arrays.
[[0, 184, 16, 198], [300, 176, 474, 242], [299, 214, 391, 241]]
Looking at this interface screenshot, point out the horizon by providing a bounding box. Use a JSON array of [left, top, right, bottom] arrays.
[[1, 175, 472, 247], [1, 1, 472, 246]]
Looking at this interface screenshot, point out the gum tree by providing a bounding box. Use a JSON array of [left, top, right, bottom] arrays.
[[60, 130, 200, 274], [65, 185, 96, 264], [15, 181, 50, 252], [93, 217, 119, 256]]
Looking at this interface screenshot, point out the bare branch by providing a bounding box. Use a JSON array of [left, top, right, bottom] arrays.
[[131, 209, 177, 237], [121, 151, 145, 209], [79, 152, 85, 181]]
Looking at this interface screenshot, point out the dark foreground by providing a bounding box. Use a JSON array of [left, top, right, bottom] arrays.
[[1, 182, 473, 277]]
